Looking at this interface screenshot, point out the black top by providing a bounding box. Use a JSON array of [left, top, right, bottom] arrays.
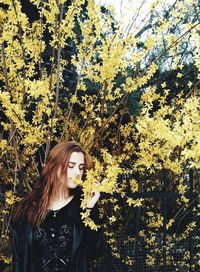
[[33, 198, 75, 272]]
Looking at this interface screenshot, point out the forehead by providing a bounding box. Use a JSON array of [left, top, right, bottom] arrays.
[[69, 151, 85, 164]]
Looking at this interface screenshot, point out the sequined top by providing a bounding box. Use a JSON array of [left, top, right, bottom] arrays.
[[33, 199, 75, 272]]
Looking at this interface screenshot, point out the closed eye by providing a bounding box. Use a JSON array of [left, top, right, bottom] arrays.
[[67, 162, 74, 168], [68, 162, 85, 170], [79, 165, 85, 171]]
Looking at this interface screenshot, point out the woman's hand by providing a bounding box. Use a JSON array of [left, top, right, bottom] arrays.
[[86, 182, 101, 209]]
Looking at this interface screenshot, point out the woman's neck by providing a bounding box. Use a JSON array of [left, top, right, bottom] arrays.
[[49, 194, 74, 210]]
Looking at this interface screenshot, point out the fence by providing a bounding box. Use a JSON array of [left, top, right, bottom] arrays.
[[91, 169, 200, 272]]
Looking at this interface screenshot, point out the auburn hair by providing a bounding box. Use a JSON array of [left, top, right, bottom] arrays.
[[12, 141, 93, 227]]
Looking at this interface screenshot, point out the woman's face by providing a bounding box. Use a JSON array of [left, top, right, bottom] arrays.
[[66, 151, 85, 189]]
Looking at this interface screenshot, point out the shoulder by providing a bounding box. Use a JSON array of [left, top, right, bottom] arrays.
[[68, 196, 101, 225], [11, 216, 34, 246], [67, 196, 83, 225], [11, 215, 27, 227], [11, 215, 31, 233]]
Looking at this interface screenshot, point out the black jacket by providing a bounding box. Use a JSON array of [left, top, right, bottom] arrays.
[[11, 198, 103, 272]]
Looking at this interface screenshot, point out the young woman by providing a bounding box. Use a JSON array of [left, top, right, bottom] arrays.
[[11, 141, 102, 272]]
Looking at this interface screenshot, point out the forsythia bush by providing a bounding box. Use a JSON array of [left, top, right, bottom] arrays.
[[0, 0, 199, 270]]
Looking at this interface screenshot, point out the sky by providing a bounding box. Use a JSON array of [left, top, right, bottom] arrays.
[[98, 0, 153, 20], [96, 0, 176, 21], [96, 0, 176, 35]]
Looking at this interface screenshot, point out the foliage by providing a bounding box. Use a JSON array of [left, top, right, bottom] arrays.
[[0, 0, 199, 270]]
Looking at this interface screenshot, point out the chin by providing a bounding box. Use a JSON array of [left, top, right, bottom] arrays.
[[67, 182, 78, 189]]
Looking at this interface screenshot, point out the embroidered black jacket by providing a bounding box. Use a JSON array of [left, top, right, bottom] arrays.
[[11, 197, 103, 272]]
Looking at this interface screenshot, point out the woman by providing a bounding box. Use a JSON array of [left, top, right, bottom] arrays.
[[11, 141, 102, 272]]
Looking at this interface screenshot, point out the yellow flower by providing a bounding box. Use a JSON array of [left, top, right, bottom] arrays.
[[127, 198, 144, 207]]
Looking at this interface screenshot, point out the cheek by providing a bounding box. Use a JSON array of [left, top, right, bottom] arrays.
[[67, 169, 73, 179]]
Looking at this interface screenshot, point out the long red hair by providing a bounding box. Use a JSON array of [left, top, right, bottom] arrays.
[[12, 141, 93, 227]]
